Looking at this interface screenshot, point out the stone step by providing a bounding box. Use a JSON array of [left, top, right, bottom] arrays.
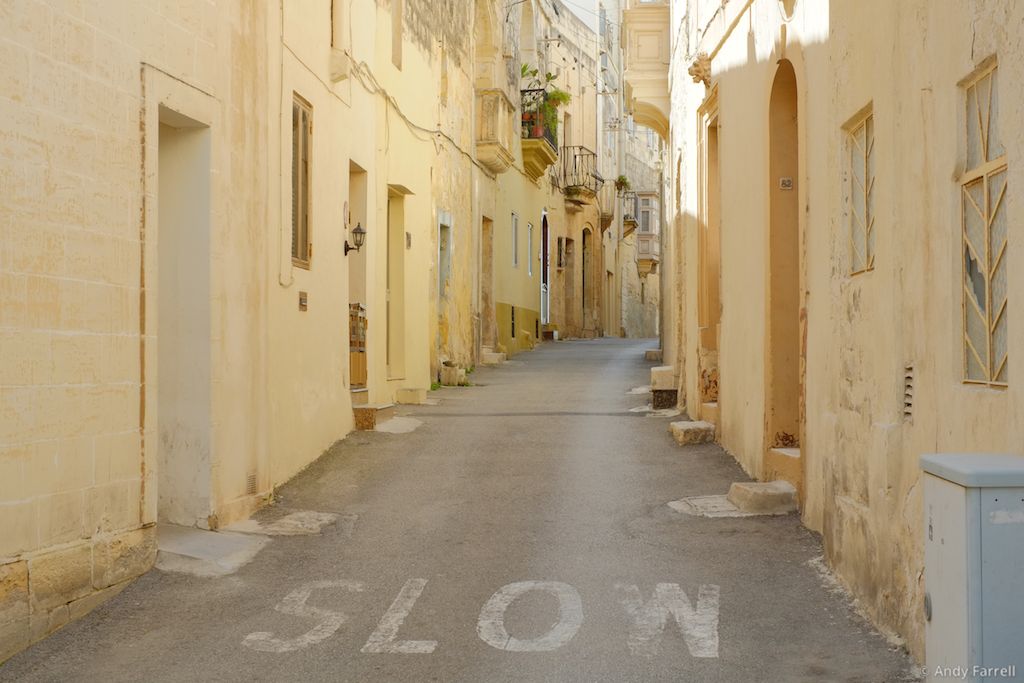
[[668, 420, 715, 445], [726, 480, 798, 514], [353, 403, 395, 430], [396, 387, 427, 404], [351, 387, 369, 406], [644, 348, 663, 362], [481, 351, 506, 365], [701, 401, 719, 424], [439, 365, 467, 386], [765, 447, 802, 490], [650, 365, 675, 390], [650, 365, 678, 409]]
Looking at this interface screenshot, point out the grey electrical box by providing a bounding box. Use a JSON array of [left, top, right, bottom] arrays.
[[921, 454, 1024, 682]]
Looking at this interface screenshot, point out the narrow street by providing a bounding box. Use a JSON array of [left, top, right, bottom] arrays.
[[2, 340, 913, 683]]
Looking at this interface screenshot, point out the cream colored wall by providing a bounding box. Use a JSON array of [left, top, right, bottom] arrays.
[[619, 237, 661, 338], [269, 0, 358, 488], [0, 0, 270, 657], [669, 0, 1024, 660]]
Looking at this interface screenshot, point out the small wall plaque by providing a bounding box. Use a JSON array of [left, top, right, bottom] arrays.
[[779, 177, 794, 190], [299, 291, 308, 311]]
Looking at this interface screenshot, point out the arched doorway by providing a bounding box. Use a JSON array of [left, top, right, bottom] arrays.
[[765, 59, 803, 489]]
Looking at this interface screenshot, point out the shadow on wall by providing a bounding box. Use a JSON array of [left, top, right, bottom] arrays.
[[670, 1, 939, 660]]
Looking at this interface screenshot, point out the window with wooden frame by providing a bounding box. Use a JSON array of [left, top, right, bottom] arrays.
[[846, 108, 875, 274], [960, 61, 1007, 385], [291, 94, 313, 267]]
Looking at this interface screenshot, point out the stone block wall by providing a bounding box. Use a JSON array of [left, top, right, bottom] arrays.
[[1, 0, 268, 659], [0, 527, 156, 661]]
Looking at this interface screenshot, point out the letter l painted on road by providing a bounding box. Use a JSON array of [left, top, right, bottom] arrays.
[[361, 578, 438, 654]]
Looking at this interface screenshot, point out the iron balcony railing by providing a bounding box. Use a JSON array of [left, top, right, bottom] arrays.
[[520, 88, 557, 151], [558, 146, 604, 196]]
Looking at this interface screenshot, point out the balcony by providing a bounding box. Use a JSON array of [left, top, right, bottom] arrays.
[[637, 232, 660, 276], [622, 192, 639, 235], [598, 182, 616, 229], [558, 146, 604, 212], [520, 89, 559, 182], [622, 0, 670, 138], [476, 89, 516, 175]]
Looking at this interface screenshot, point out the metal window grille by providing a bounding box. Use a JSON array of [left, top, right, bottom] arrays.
[[848, 112, 875, 274], [961, 63, 1007, 385]]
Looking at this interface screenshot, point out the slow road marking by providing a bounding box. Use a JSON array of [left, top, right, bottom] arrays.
[[243, 579, 721, 658], [477, 581, 583, 652]]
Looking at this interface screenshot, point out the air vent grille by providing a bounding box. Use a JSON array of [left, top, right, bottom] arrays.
[[903, 364, 914, 422]]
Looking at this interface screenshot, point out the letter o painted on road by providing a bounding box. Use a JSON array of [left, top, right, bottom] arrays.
[[477, 581, 584, 652]]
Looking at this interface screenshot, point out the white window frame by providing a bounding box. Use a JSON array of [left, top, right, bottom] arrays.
[[512, 212, 519, 268], [527, 222, 534, 276]]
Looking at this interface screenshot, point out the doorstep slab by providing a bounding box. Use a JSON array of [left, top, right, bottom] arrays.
[[669, 420, 715, 445], [668, 493, 795, 518], [375, 416, 423, 434], [155, 525, 268, 578], [726, 480, 798, 514]]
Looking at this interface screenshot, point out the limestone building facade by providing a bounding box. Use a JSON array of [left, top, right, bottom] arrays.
[[624, 0, 1024, 660]]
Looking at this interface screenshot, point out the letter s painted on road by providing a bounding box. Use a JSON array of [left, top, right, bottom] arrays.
[[242, 580, 365, 653]]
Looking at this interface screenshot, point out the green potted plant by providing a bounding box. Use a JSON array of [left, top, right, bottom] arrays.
[[614, 175, 631, 193], [542, 87, 571, 142], [521, 64, 572, 140]]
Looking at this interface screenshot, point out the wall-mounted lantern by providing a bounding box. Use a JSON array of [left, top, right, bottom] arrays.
[[345, 222, 366, 255]]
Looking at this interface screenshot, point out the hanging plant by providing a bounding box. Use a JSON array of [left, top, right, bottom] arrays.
[[614, 175, 631, 193]]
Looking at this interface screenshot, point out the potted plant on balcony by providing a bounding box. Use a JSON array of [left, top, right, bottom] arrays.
[[542, 87, 571, 141], [614, 175, 631, 195], [521, 64, 572, 140]]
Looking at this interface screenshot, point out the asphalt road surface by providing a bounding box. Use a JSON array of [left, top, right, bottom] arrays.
[[1, 339, 916, 682]]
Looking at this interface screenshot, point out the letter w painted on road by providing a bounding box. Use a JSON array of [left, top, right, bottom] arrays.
[[615, 583, 720, 658]]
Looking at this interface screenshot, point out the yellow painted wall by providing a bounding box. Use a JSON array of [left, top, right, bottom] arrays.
[[495, 303, 541, 356]]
